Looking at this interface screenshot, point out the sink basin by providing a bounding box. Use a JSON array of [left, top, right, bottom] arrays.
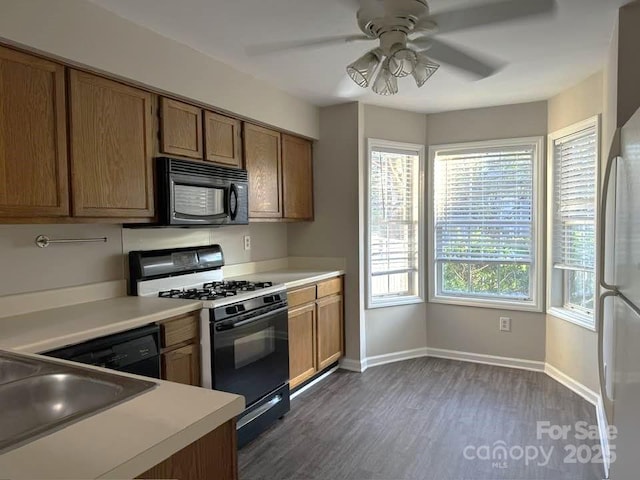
[[0, 356, 42, 384], [0, 351, 156, 453]]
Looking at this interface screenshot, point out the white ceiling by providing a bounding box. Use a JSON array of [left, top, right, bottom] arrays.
[[89, 0, 627, 113]]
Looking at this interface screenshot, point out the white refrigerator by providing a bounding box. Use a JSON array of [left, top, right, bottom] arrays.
[[599, 106, 640, 480]]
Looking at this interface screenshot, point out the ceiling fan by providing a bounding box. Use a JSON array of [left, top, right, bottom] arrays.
[[247, 0, 558, 96]]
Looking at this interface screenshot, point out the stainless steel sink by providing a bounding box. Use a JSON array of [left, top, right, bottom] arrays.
[[0, 356, 42, 384], [0, 351, 156, 453]]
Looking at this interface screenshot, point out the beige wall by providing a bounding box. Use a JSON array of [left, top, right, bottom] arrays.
[[427, 101, 548, 145], [428, 304, 546, 360], [287, 103, 365, 362], [0, 0, 319, 139], [425, 101, 548, 362], [616, 2, 640, 131], [122, 224, 287, 265], [548, 72, 603, 133], [363, 105, 428, 358], [545, 70, 605, 393], [0, 224, 123, 296], [0, 223, 287, 297]]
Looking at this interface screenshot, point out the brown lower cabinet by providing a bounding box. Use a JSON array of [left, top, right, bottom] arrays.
[[288, 276, 344, 390], [316, 293, 344, 370], [158, 312, 201, 387], [288, 303, 316, 388], [137, 419, 237, 480]]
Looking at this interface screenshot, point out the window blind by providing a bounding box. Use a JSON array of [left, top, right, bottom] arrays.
[[434, 145, 535, 263], [553, 127, 597, 271], [369, 147, 419, 280]]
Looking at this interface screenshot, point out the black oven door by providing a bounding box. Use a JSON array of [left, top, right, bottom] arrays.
[[211, 306, 289, 406]]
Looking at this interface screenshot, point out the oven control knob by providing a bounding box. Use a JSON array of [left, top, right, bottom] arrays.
[[225, 305, 245, 315], [263, 295, 280, 303]]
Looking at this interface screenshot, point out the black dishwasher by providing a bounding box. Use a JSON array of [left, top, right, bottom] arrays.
[[45, 324, 161, 379]]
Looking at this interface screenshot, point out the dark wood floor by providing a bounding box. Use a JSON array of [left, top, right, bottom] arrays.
[[239, 358, 604, 480]]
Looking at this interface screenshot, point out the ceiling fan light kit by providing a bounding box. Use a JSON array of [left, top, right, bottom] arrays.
[[412, 54, 440, 87], [249, 0, 557, 97], [372, 59, 399, 96], [388, 48, 418, 78], [347, 48, 383, 87]]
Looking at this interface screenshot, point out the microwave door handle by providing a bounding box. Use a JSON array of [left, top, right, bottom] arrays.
[[229, 184, 238, 221]]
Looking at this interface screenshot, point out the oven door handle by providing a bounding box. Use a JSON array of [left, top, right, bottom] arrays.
[[215, 306, 288, 331]]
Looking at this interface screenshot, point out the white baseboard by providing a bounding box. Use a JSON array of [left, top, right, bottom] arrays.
[[426, 347, 545, 372], [365, 347, 429, 369], [339, 357, 366, 372], [544, 363, 599, 406]]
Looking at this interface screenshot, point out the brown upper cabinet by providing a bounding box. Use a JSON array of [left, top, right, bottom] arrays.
[[244, 123, 314, 221], [160, 98, 203, 159], [204, 111, 243, 168], [243, 123, 283, 219], [0, 46, 69, 218], [282, 134, 313, 220], [69, 70, 155, 218]]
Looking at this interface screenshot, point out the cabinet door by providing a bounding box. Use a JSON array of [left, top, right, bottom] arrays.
[[69, 70, 154, 218], [160, 98, 203, 159], [137, 420, 237, 480], [316, 294, 343, 370], [288, 303, 316, 389], [161, 343, 200, 386], [204, 111, 242, 167], [0, 47, 68, 217], [282, 134, 313, 220], [243, 123, 282, 218]]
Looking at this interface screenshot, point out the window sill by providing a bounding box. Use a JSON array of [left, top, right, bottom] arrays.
[[547, 307, 596, 332], [367, 296, 424, 310], [429, 294, 542, 313]]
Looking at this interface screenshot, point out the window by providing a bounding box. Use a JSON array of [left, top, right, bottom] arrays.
[[428, 137, 544, 311], [367, 139, 424, 308], [547, 117, 599, 329]]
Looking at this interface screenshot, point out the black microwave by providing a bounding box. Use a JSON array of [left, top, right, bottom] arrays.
[[156, 157, 248, 227]]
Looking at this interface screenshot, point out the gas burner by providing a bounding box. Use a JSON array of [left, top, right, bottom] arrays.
[[202, 280, 274, 293], [158, 287, 233, 301]]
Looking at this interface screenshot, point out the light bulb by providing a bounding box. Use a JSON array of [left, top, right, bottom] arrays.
[[388, 48, 418, 78], [372, 61, 398, 96], [346, 49, 382, 88]]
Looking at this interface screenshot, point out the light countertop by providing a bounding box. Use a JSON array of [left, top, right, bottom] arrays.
[[0, 296, 202, 353], [227, 269, 344, 290], [0, 354, 244, 479]]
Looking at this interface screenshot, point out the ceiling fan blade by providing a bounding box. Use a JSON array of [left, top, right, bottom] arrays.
[[430, 0, 557, 34], [246, 34, 372, 56], [411, 37, 501, 79]]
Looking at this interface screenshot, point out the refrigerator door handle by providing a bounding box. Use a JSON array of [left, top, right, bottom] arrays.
[[598, 290, 617, 423], [599, 151, 620, 292]]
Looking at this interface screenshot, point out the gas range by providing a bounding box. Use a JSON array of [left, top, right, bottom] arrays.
[[128, 244, 291, 448], [159, 280, 276, 300], [129, 245, 285, 308]]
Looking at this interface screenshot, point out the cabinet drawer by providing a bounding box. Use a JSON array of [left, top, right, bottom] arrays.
[[317, 277, 342, 298], [288, 285, 316, 308], [160, 312, 199, 348]]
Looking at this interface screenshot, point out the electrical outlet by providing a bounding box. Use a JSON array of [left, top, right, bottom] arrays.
[[243, 235, 251, 251], [499, 317, 511, 332]]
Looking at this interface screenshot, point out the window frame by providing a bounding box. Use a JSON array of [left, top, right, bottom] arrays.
[[427, 136, 545, 312], [546, 116, 600, 331], [366, 138, 425, 309]]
